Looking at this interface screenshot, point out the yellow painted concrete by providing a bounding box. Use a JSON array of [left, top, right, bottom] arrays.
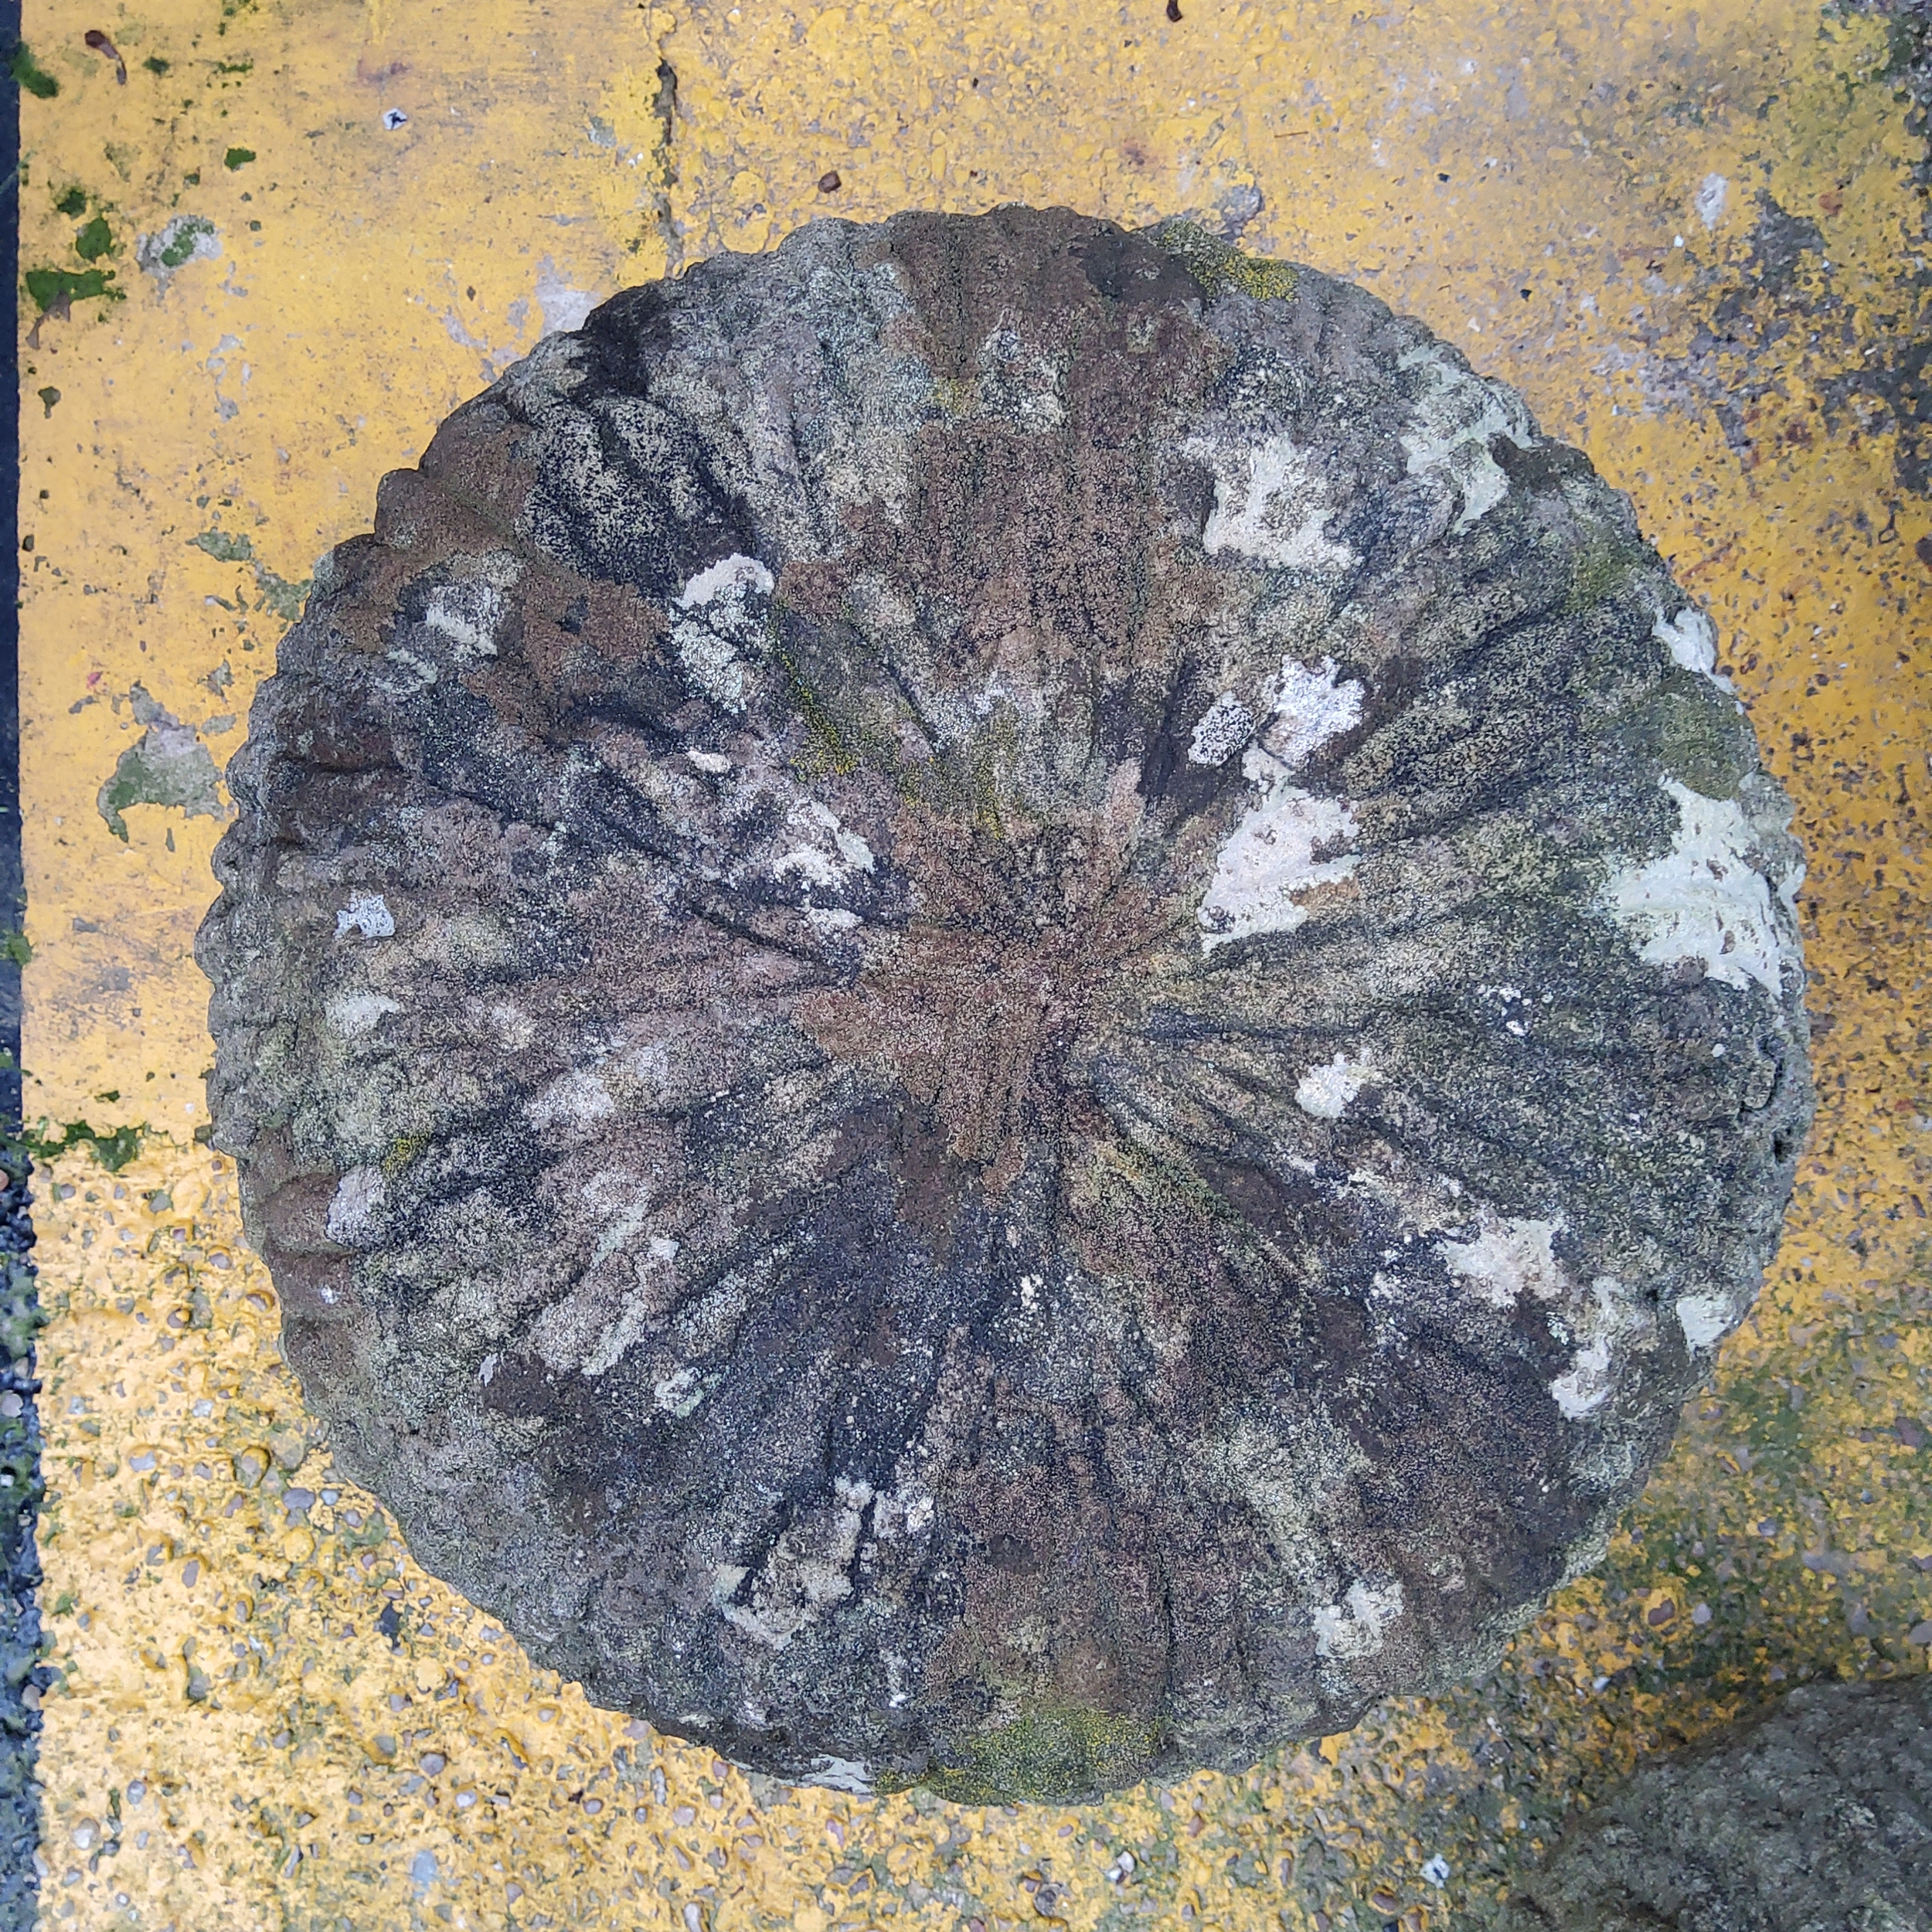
[[14, 0, 1931, 1927]]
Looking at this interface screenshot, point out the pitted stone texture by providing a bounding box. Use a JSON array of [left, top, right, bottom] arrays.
[[1501, 1677, 1932, 1931], [198, 208, 1811, 1801]]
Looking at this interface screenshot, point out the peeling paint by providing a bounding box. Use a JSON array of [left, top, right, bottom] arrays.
[[94, 686, 228, 842], [17, 0, 1932, 1925]]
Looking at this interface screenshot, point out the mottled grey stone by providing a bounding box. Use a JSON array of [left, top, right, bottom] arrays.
[[1501, 1676, 1932, 1931], [197, 207, 1811, 1802]]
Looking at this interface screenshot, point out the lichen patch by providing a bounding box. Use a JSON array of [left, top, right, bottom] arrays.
[[772, 801, 875, 890], [325, 1166, 386, 1247], [325, 991, 401, 1039], [806, 1756, 876, 1796], [1437, 1211, 1567, 1310], [1600, 777, 1796, 996], [717, 1478, 875, 1651], [525, 1068, 617, 1133], [1312, 1580, 1405, 1662], [1189, 430, 1359, 570], [1548, 1277, 1648, 1421], [1187, 692, 1254, 767], [1197, 774, 1358, 951], [1653, 605, 1721, 679], [671, 553, 775, 713], [1675, 1291, 1733, 1352], [975, 325, 1066, 430], [1395, 342, 1536, 532], [1258, 654, 1366, 770], [423, 578, 511, 660], [1195, 659, 1367, 951], [1295, 1051, 1371, 1120], [677, 553, 775, 609], [335, 893, 395, 940]]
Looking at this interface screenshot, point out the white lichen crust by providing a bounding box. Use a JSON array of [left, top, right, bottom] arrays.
[[198, 209, 1811, 1805]]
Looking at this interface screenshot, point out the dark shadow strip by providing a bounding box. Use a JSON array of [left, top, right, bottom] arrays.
[[1, 5, 45, 1924]]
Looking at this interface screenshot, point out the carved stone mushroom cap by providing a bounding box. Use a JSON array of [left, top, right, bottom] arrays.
[[198, 207, 1811, 1804]]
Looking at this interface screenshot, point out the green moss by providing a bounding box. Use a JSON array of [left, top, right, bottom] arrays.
[[931, 373, 976, 417], [764, 600, 1029, 815], [74, 214, 114, 261], [1151, 220, 1298, 301], [223, 145, 256, 171], [255, 568, 310, 621], [17, 1119, 146, 1174], [1223, 255, 1298, 301], [1124, 1134, 1244, 1240], [1611, 668, 1753, 802], [1652, 680, 1753, 801], [1566, 525, 1638, 613], [0, 1244, 42, 1360], [192, 529, 254, 564], [24, 265, 118, 315], [873, 709, 1013, 835], [920, 1703, 1161, 1805], [53, 184, 87, 216], [9, 43, 60, 99], [338, 1508, 391, 1552], [143, 55, 170, 76]]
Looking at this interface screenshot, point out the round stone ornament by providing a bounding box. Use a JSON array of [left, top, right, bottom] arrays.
[[199, 207, 1811, 1803]]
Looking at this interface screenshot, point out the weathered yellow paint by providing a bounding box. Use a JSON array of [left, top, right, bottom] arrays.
[[15, 0, 1930, 1927]]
